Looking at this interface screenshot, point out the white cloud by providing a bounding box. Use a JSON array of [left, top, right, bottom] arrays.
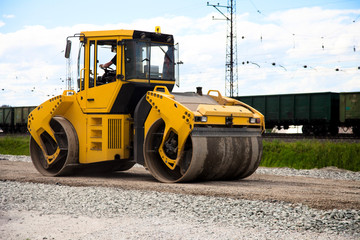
[[235, 7, 360, 95], [0, 7, 359, 106], [0, 14, 15, 28], [2, 14, 15, 19]]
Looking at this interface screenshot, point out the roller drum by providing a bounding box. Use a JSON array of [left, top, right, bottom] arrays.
[[144, 120, 262, 183], [187, 135, 262, 182], [30, 117, 79, 176]]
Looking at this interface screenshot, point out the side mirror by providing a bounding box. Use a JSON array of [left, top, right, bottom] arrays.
[[65, 40, 71, 58]]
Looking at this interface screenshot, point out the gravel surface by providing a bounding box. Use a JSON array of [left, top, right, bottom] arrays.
[[1, 181, 359, 240], [256, 166, 360, 181], [2, 154, 359, 181], [0, 154, 359, 239]]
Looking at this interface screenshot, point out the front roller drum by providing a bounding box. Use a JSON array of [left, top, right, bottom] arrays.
[[30, 116, 79, 176], [144, 119, 262, 183]]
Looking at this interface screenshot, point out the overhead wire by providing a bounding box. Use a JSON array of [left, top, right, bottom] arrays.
[[245, 0, 360, 39], [238, 0, 360, 75], [247, 0, 360, 15]]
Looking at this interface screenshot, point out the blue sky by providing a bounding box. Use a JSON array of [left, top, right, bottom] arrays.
[[1, 0, 360, 106], [1, 0, 359, 32]]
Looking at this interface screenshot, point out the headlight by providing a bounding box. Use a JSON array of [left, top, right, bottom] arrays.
[[195, 116, 208, 122], [249, 118, 260, 124]]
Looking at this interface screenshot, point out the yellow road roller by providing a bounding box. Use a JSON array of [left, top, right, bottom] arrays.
[[27, 28, 265, 183]]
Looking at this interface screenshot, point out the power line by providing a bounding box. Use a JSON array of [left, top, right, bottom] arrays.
[[246, 0, 360, 15], [208, 0, 239, 97], [244, 0, 360, 41]]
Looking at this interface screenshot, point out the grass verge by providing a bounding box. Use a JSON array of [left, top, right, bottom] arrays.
[[0, 135, 30, 156], [1, 135, 359, 172], [261, 140, 360, 172]]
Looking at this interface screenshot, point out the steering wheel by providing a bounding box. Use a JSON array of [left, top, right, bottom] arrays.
[[100, 64, 114, 71]]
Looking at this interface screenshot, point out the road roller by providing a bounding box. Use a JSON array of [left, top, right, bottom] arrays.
[[27, 28, 265, 183]]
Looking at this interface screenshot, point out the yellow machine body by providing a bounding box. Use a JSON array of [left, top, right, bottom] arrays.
[[28, 28, 265, 182]]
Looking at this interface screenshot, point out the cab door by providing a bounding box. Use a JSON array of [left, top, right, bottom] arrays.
[[85, 38, 121, 113]]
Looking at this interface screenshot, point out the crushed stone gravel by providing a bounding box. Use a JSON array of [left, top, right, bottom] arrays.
[[1, 154, 359, 181], [0, 154, 359, 239]]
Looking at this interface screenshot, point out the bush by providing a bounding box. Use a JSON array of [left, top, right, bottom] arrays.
[[261, 140, 360, 171]]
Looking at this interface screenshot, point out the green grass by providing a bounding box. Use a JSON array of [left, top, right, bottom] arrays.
[[0, 135, 359, 172], [0, 135, 30, 155], [261, 140, 360, 172]]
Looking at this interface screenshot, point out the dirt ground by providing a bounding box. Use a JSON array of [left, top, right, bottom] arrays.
[[0, 160, 359, 210]]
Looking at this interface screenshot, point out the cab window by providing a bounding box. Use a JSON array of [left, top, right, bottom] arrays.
[[89, 40, 95, 88], [124, 40, 174, 81], [88, 39, 117, 88], [77, 42, 85, 92], [96, 40, 117, 86]]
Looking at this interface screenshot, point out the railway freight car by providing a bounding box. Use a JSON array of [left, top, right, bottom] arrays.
[[340, 92, 360, 135], [0, 106, 36, 133], [236, 92, 360, 136]]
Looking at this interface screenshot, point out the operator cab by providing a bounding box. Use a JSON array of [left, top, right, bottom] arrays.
[[73, 30, 176, 91], [65, 29, 177, 113]]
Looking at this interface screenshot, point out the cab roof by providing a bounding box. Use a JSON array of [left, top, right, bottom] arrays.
[[80, 29, 174, 44], [80, 29, 134, 38]]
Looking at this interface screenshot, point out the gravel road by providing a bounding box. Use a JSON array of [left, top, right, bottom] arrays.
[[0, 154, 359, 240]]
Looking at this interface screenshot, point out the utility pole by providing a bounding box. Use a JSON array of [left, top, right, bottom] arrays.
[[207, 0, 238, 97]]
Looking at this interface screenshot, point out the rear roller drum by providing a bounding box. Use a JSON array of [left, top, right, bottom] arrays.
[[144, 119, 263, 183], [30, 116, 79, 176]]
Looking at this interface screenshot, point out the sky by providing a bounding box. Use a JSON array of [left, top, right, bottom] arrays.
[[1, 0, 360, 106]]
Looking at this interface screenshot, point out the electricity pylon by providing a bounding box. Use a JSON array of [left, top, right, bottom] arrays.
[[207, 0, 238, 97]]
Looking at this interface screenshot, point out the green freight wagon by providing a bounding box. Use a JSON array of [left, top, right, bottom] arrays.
[[0, 106, 36, 133], [14, 106, 36, 132], [236, 92, 340, 135], [340, 92, 360, 135], [0, 107, 14, 133]]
